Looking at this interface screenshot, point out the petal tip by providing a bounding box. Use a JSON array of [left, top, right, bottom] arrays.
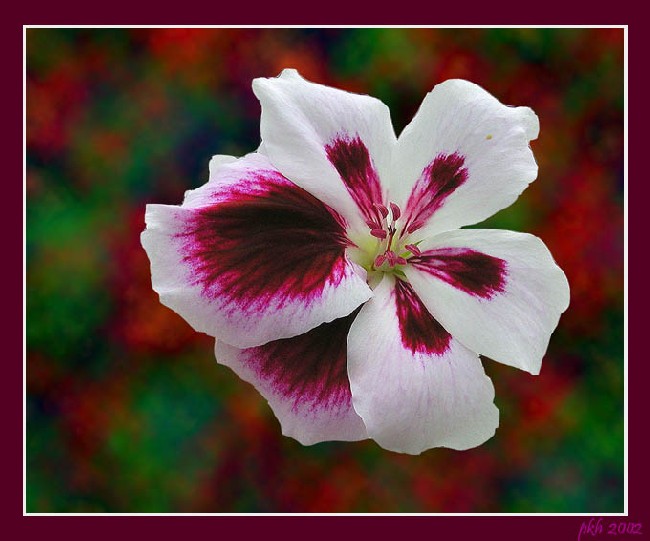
[[278, 68, 303, 80], [520, 106, 540, 141], [208, 154, 238, 178], [252, 68, 304, 95], [251, 76, 272, 97]]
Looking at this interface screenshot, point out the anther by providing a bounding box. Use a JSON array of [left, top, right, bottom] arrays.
[[389, 202, 401, 221], [366, 219, 382, 230], [374, 203, 389, 219], [370, 228, 388, 239], [374, 254, 387, 267], [405, 244, 421, 256]]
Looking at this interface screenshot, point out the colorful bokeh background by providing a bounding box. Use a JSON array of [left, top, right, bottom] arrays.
[[26, 28, 624, 513]]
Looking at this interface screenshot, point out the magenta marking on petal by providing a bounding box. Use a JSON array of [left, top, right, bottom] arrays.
[[179, 169, 351, 313], [325, 134, 385, 223], [394, 279, 451, 356], [241, 310, 360, 412], [402, 153, 468, 235], [410, 247, 507, 299]]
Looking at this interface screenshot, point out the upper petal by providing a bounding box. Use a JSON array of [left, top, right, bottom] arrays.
[[141, 152, 372, 349], [390, 79, 539, 239], [216, 310, 368, 446], [253, 69, 397, 235], [347, 275, 499, 455], [404, 229, 570, 374]]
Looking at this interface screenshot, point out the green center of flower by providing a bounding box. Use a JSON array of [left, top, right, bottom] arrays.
[[347, 202, 421, 286]]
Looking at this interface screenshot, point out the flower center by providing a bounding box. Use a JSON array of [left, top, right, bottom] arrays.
[[347, 202, 421, 284]]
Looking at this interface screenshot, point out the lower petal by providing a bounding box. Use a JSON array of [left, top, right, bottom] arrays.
[[347, 276, 499, 455], [216, 311, 368, 445]]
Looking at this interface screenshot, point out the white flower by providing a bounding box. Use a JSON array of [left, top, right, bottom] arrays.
[[141, 69, 570, 455]]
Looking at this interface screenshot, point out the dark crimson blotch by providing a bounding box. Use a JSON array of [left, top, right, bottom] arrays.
[[325, 134, 385, 223], [410, 247, 507, 299], [402, 152, 468, 235], [394, 279, 451, 356], [180, 170, 350, 313], [241, 309, 361, 411]]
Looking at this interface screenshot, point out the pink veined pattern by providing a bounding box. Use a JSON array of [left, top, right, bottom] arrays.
[[178, 170, 351, 315], [409, 247, 507, 299], [402, 152, 468, 235], [394, 279, 452, 356], [325, 134, 386, 225], [241, 309, 361, 412]]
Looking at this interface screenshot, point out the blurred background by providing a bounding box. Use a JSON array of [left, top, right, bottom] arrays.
[[26, 28, 624, 513]]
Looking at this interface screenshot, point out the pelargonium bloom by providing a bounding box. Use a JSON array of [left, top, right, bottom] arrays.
[[141, 69, 570, 455]]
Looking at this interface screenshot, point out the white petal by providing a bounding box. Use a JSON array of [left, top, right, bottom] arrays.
[[404, 229, 570, 375], [208, 154, 238, 177], [390, 79, 539, 239], [215, 309, 368, 445], [141, 152, 372, 349], [347, 275, 499, 454], [253, 69, 397, 234]]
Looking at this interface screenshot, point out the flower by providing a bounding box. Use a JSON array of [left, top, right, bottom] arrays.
[[141, 69, 570, 455]]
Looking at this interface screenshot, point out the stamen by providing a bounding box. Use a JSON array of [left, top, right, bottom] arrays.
[[366, 219, 382, 230], [365, 201, 412, 272], [374, 203, 389, 219], [405, 243, 421, 256]]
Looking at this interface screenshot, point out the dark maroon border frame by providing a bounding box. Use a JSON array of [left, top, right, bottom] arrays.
[[13, 5, 642, 540]]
